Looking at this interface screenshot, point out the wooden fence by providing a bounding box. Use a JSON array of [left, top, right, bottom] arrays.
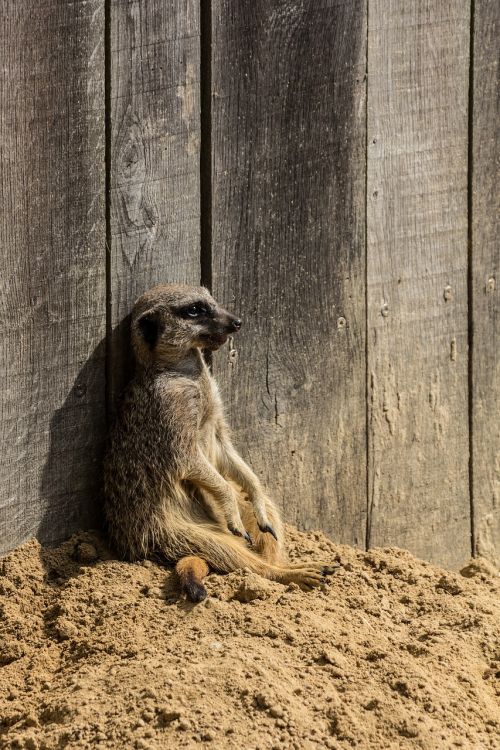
[[0, 0, 498, 570]]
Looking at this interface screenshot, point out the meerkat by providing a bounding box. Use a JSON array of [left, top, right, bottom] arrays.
[[104, 284, 335, 601]]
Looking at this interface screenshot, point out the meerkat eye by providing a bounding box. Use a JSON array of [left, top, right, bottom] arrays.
[[176, 302, 211, 319]]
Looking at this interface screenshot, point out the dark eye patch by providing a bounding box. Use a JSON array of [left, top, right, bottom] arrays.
[[138, 312, 163, 350], [175, 301, 213, 319]]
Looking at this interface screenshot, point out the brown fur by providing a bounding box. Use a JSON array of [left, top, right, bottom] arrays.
[[104, 284, 334, 601]]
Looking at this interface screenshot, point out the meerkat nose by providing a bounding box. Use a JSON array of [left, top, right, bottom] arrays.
[[230, 318, 242, 331]]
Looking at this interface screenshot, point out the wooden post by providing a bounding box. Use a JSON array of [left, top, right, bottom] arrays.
[[471, 0, 499, 568], [108, 0, 201, 406], [1, 0, 496, 567], [0, 0, 106, 552], [367, 1, 471, 568], [210, 0, 368, 546]]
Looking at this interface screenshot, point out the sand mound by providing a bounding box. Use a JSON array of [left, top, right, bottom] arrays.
[[0, 527, 498, 749]]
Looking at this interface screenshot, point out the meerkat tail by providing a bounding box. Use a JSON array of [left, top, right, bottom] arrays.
[[175, 556, 209, 602]]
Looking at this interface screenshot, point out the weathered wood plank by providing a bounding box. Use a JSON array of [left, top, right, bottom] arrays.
[[0, 0, 106, 552], [108, 0, 201, 405], [366, 1, 471, 568], [471, 0, 499, 568], [211, 1, 367, 546]]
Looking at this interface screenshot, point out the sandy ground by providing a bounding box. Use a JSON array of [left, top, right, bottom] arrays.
[[0, 526, 498, 750]]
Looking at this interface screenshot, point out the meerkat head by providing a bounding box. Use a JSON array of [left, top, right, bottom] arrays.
[[131, 284, 242, 367]]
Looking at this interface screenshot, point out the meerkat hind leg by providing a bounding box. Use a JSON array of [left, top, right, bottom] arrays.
[[163, 521, 334, 591]]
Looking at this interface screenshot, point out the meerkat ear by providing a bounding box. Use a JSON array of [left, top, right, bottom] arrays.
[[137, 311, 163, 350]]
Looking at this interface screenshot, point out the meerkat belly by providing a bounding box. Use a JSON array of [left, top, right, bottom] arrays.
[[197, 372, 226, 470], [199, 419, 223, 469]]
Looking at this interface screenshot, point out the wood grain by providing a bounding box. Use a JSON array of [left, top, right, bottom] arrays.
[[471, 0, 499, 568], [0, 0, 106, 552], [108, 0, 201, 405], [210, 0, 367, 546], [366, 1, 471, 568]]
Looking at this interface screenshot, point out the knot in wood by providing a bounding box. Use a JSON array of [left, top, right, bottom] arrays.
[[443, 285, 454, 301]]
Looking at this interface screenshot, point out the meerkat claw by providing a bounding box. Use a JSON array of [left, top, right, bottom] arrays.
[[259, 523, 278, 541], [227, 524, 252, 546], [321, 565, 338, 576]]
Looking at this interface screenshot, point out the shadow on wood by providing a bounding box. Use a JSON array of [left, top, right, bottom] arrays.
[[37, 314, 133, 547], [35, 315, 134, 544], [37, 339, 107, 546]]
